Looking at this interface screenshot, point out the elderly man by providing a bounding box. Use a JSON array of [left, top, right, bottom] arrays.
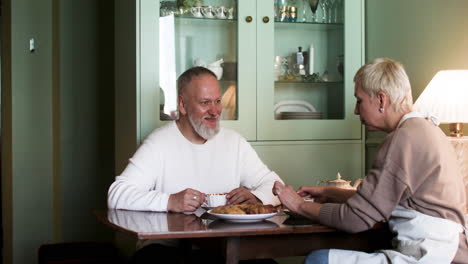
[[108, 67, 282, 263]]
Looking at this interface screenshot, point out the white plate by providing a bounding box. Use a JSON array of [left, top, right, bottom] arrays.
[[274, 100, 317, 114], [207, 210, 278, 223], [208, 220, 278, 230]]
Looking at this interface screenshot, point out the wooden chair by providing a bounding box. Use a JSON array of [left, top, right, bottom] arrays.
[[38, 242, 125, 264]]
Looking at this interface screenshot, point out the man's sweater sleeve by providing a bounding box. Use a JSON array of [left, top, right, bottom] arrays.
[[107, 138, 170, 212], [238, 138, 283, 206]]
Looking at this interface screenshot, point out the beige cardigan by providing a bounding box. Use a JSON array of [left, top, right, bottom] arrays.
[[319, 117, 467, 262]]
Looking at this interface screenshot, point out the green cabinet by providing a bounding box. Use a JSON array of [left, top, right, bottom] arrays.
[[115, 0, 365, 183], [256, 0, 364, 140]]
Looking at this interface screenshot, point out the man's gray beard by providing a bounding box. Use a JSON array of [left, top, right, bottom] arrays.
[[188, 113, 220, 140]]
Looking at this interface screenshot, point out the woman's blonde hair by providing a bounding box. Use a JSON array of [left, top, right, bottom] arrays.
[[353, 58, 413, 113]]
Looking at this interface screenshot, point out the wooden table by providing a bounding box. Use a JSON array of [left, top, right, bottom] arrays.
[[96, 209, 391, 264]]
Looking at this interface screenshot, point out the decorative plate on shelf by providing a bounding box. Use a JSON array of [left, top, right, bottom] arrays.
[[274, 100, 317, 114], [279, 112, 323, 120]]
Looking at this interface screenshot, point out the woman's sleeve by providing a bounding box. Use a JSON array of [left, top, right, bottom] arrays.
[[319, 136, 411, 233]]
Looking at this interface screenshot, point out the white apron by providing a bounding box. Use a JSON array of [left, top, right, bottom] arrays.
[[329, 206, 466, 264]]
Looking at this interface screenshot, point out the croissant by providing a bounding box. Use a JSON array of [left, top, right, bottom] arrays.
[[211, 202, 277, 215]]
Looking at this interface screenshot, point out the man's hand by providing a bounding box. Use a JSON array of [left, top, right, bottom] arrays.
[[167, 188, 206, 212], [226, 187, 260, 205]]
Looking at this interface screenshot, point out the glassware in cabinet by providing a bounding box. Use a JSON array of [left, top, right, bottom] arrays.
[[273, 22, 344, 121], [257, 0, 363, 140], [158, 0, 239, 121]]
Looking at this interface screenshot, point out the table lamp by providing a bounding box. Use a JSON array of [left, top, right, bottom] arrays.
[[414, 70, 468, 137]]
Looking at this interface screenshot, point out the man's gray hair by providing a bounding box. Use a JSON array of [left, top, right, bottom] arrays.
[[177, 67, 217, 96], [354, 58, 413, 113]]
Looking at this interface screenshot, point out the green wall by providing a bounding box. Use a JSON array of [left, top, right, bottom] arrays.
[[364, 0, 468, 170], [2, 1, 55, 263], [2, 0, 468, 263], [59, 0, 115, 242], [1, 0, 115, 263], [366, 0, 468, 134]]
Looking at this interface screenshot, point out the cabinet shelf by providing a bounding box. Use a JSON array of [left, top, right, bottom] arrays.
[[275, 80, 343, 84], [275, 20, 343, 27], [275, 21, 343, 31], [172, 16, 343, 27], [174, 15, 237, 23]]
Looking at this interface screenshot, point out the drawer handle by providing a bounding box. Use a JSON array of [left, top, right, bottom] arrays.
[[263, 16, 270, 23], [245, 16, 253, 23]]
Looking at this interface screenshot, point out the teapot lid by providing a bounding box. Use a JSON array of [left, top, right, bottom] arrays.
[[327, 172, 350, 183]]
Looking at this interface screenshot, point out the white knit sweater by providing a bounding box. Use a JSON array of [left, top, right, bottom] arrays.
[[108, 121, 282, 211]]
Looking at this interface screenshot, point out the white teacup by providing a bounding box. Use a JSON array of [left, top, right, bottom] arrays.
[[190, 6, 202, 18], [201, 6, 214, 18], [227, 7, 234, 19], [204, 193, 227, 208], [214, 6, 227, 19]]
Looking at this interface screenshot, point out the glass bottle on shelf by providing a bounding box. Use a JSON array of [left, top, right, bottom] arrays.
[[289, 6, 297, 22]]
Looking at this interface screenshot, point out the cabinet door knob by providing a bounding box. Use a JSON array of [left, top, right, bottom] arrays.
[[245, 16, 253, 23], [262, 16, 270, 23]]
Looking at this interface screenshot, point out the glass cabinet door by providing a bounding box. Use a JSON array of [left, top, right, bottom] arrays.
[[157, 0, 257, 140], [257, 0, 363, 140]]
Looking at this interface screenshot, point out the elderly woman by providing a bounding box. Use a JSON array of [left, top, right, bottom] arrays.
[[273, 58, 467, 264]]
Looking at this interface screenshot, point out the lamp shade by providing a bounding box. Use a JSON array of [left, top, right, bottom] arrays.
[[414, 70, 468, 123]]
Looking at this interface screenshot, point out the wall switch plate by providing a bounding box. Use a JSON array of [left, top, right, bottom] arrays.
[[29, 38, 35, 52]]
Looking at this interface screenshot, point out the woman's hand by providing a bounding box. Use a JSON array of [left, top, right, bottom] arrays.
[[273, 181, 305, 212], [297, 186, 328, 203], [298, 186, 356, 203], [273, 181, 322, 220]]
